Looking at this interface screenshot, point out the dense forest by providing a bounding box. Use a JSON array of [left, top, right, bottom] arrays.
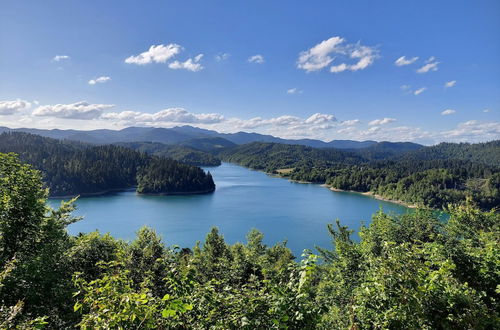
[[114, 141, 221, 166], [0, 133, 215, 196], [0, 153, 498, 328], [220, 141, 500, 210]]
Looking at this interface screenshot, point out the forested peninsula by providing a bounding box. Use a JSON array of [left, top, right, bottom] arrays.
[[0, 132, 215, 197], [0, 152, 498, 328]]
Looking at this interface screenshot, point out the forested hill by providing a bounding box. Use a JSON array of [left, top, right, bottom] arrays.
[[398, 140, 500, 166], [113, 141, 221, 166], [219, 142, 365, 172], [0, 132, 215, 197], [220, 140, 500, 210]]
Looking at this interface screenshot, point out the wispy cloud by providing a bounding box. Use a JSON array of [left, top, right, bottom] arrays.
[[125, 44, 182, 65], [33, 101, 115, 120], [444, 80, 456, 88], [414, 87, 426, 95], [441, 109, 456, 115], [286, 88, 302, 95], [88, 76, 111, 85], [248, 54, 264, 64], [368, 118, 396, 126], [0, 99, 31, 115], [215, 53, 230, 62], [483, 109, 491, 113], [53, 55, 70, 62], [394, 56, 418, 66], [168, 54, 204, 72], [417, 57, 440, 73], [297, 36, 379, 73]]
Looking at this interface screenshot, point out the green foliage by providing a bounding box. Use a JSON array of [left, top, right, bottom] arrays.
[[114, 141, 221, 166], [0, 133, 215, 196], [136, 157, 215, 194], [1, 151, 499, 328]]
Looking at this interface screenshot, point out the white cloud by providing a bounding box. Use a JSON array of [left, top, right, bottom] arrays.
[[88, 76, 111, 85], [444, 80, 456, 88], [297, 36, 379, 73], [368, 118, 396, 126], [0, 99, 31, 115], [440, 120, 500, 142], [102, 108, 223, 124], [305, 113, 336, 125], [441, 109, 456, 115], [125, 44, 182, 65], [248, 54, 264, 64], [286, 88, 302, 94], [33, 101, 115, 119], [53, 55, 70, 61], [414, 87, 426, 95], [340, 119, 360, 126], [168, 54, 204, 72], [395, 56, 418, 66], [400, 85, 411, 91], [483, 109, 490, 113], [215, 53, 230, 61], [417, 57, 440, 73], [297, 36, 344, 72]]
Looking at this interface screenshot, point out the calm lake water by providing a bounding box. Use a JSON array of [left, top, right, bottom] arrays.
[[49, 163, 410, 256]]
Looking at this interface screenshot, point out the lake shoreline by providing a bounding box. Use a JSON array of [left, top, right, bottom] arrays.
[[321, 185, 420, 209], [264, 167, 419, 209], [49, 186, 215, 199]]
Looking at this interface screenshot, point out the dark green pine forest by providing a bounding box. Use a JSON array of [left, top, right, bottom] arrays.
[[0, 152, 498, 328], [0, 132, 215, 197]]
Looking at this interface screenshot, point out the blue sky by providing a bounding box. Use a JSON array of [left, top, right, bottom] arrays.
[[0, 0, 499, 143]]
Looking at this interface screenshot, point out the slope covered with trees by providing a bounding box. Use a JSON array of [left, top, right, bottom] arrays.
[[0, 133, 215, 196], [114, 141, 221, 166], [221, 140, 500, 210], [0, 154, 498, 328]]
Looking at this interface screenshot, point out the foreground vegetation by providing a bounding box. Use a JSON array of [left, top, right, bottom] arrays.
[[1, 153, 498, 328], [221, 141, 500, 210], [0, 133, 215, 196]]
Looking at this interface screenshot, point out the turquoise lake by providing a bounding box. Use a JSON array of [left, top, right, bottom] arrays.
[[48, 163, 410, 256]]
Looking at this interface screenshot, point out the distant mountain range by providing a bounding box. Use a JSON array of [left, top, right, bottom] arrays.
[[0, 125, 420, 150]]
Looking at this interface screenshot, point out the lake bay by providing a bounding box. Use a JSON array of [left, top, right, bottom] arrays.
[[49, 163, 410, 255]]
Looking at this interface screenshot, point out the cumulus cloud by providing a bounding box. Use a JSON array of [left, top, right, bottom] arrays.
[[368, 118, 396, 126], [441, 109, 456, 115], [417, 57, 440, 73], [168, 54, 204, 72], [102, 108, 224, 125], [0, 99, 31, 115], [441, 120, 500, 142], [286, 88, 302, 94], [297, 36, 379, 73], [305, 113, 336, 125], [444, 80, 456, 88], [414, 87, 426, 95], [125, 44, 182, 65], [33, 101, 115, 120], [53, 55, 70, 61], [226, 112, 337, 132], [215, 53, 230, 61], [88, 76, 111, 85], [395, 56, 418, 66], [248, 54, 264, 64]]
